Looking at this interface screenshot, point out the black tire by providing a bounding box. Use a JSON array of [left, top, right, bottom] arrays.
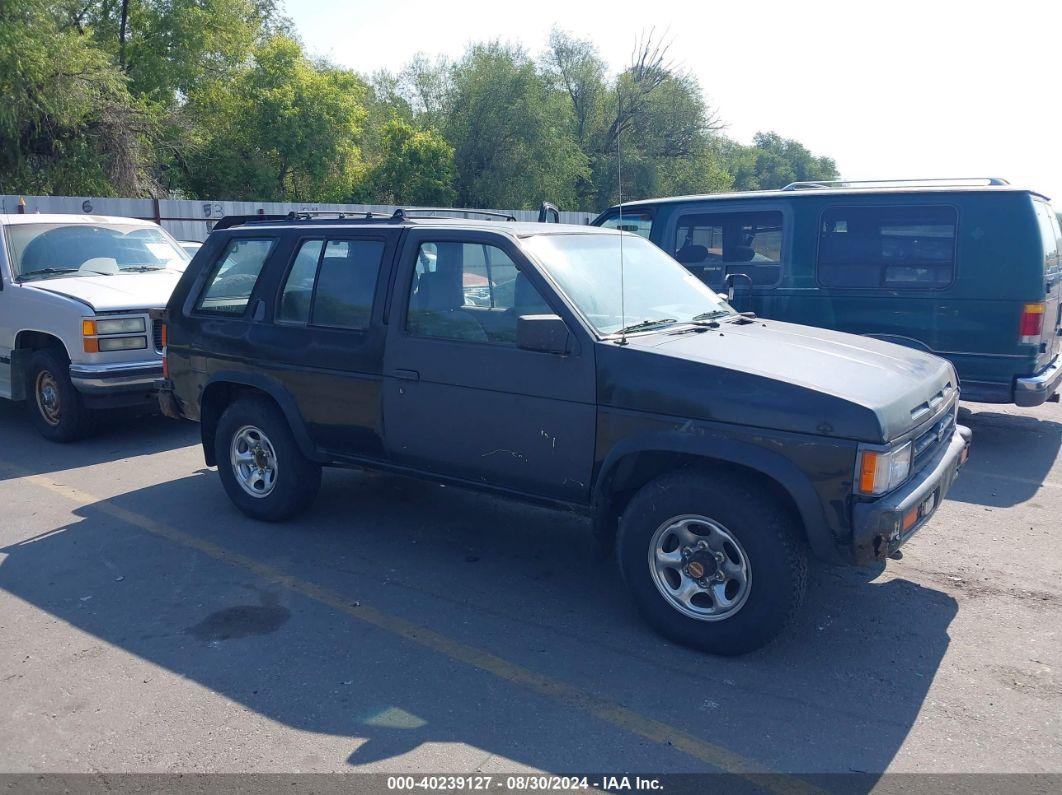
[[214, 396, 321, 521], [25, 349, 91, 443], [617, 469, 807, 656]]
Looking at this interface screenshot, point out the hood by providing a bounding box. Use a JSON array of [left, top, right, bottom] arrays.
[[598, 318, 955, 443], [24, 270, 183, 312]]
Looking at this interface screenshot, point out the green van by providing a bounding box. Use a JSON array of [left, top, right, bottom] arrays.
[[592, 179, 1062, 406]]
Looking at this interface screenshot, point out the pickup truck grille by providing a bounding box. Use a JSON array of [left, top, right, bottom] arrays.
[[152, 320, 164, 353], [912, 404, 957, 472]]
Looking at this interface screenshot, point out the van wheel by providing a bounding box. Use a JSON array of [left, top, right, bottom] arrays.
[[26, 349, 91, 442], [214, 396, 321, 521], [617, 470, 807, 656]]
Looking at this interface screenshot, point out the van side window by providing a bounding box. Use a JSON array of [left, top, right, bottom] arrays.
[[407, 242, 550, 345], [818, 206, 956, 289], [673, 211, 783, 289], [276, 238, 384, 329], [197, 238, 275, 315], [598, 211, 653, 239]]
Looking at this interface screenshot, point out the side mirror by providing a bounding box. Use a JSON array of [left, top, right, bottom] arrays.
[[517, 314, 571, 354], [537, 202, 561, 223], [725, 272, 754, 310]]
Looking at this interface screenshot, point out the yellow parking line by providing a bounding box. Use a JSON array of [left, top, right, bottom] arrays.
[[1, 463, 817, 794]]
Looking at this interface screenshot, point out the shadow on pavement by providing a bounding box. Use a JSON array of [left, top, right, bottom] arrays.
[[0, 398, 197, 482], [0, 462, 958, 780], [949, 405, 1062, 508]]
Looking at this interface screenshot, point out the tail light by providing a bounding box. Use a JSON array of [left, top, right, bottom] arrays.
[[1019, 302, 1045, 344]]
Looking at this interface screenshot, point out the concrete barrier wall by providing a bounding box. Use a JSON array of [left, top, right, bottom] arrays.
[[0, 195, 595, 241]]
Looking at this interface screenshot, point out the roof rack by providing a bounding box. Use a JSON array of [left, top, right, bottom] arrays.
[[212, 207, 521, 232], [391, 207, 517, 222], [780, 177, 1011, 191]]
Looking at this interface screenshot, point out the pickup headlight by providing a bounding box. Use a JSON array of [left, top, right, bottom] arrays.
[[98, 336, 147, 351], [82, 316, 148, 353], [855, 442, 912, 496], [84, 318, 146, 335]]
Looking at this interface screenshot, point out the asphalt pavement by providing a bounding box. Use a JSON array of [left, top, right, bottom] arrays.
[[0, 398, 1059, 780]]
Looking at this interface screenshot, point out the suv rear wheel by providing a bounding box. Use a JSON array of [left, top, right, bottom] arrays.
[[26, 349, 91, 443], [617, 470, 807, 655], [215, 396, 321, 521]]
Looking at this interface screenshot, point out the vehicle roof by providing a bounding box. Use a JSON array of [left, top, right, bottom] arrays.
[[609, 184, 1051, 211], [0, 213, 158, 226], [226, 217, 611, 238]]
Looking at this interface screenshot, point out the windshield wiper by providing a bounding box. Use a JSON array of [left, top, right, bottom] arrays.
[[17, 268, 81, 281], [120, 265, 166, 272], [691, 309, 732, 323], [614, 318, 678, 335]]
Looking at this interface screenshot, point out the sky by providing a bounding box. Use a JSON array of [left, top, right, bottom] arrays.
[[289, 0, 1062, 201]]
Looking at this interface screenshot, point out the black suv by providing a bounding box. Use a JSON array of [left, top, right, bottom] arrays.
[[158, 211, 971, 655]]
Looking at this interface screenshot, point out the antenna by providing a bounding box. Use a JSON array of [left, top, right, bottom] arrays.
[[617, 130, 627, 346]]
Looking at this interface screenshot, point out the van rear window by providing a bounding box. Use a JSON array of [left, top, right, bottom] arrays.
[[1034, 201, 1061, 276], [817, 206, 956, 289]]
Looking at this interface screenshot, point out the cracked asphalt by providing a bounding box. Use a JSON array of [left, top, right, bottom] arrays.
[[0, 398, 1059, 778]]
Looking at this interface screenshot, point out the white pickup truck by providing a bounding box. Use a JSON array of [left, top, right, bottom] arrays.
[[0, 214, 190, 441]]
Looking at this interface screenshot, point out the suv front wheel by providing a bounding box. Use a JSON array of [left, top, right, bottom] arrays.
[[617, 470, 807, 655], [215, 396, 322, 521]]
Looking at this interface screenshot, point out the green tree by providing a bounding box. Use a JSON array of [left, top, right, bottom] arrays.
[[61, 0, 285, 102], [0, 0, 156, 195], [720, 131, 838, 191], [444, 42, 588, 209], [544, 28, 728, 208], [183, 35, 368, 202], [355, 118, 455, 205]]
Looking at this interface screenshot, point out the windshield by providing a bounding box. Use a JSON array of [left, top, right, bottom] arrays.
[[6, 223, 190, 281], [522, 233, 733, 336]]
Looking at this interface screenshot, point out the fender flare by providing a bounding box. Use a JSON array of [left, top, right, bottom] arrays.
[[592, 429, 843, 563], [200, 370, 319, 465]]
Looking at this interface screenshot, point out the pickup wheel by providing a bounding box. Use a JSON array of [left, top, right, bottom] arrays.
[[214, 396, 321, 521], [26, 349, 91, 443], [617, 470, 807, 656]]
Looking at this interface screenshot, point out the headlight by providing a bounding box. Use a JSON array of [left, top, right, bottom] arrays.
[[86, 317, 146, 335], [855, 442, 912, 496], [97, 336, 147, 352]]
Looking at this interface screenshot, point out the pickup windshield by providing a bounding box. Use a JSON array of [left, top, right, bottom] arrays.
[[522, 232, 733, 336], [6, 223, 189, 281]]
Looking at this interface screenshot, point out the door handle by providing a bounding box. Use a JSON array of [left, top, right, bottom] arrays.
[[394, 368, 420, 382]]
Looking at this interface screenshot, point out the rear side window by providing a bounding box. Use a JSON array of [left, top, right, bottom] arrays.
[[598, 210, 653, 239], [818, 206, 956, 289], [673, 210, 783, 288], [197, 238, 274, 314], [277, 238, 384, 329]]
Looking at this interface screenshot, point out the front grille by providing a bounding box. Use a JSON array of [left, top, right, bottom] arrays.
[[912, 404, 956, 472], [152, 320, 164, 353]]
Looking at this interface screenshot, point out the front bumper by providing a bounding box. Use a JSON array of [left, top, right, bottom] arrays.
[[69, 361, 163, 395], [852, 425, 972, 564], [1014, 354, 1062, 407]]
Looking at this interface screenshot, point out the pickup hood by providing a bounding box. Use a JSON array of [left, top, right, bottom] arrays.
[[598, 318, 956, 443], [24, 270, 183, 312]]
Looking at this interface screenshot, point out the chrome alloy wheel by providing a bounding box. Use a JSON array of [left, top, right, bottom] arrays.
[[647, 514, 752, 621], [35, 370, 62, 426], [230, 425, 279, 498]]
